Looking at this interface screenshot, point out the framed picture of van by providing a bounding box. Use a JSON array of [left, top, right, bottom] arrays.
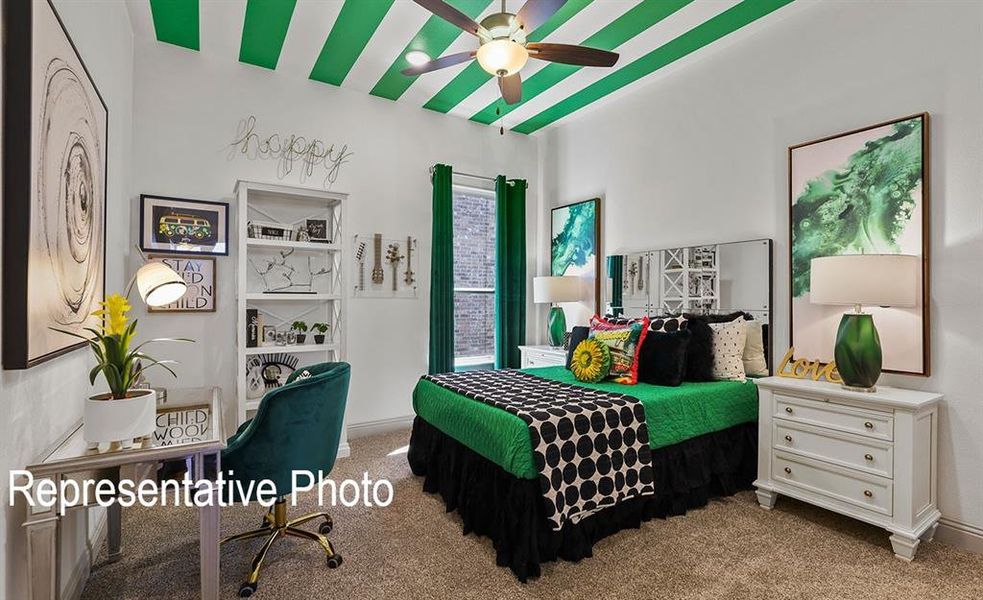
[[139, 194, 229, 256]]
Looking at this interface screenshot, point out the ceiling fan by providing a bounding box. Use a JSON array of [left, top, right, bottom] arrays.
[[402, 0, 619, 105]]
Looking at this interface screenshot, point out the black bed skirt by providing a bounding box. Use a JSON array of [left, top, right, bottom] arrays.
[[407, 417, 758, 581]]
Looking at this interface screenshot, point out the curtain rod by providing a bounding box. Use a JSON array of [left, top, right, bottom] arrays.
[[429, 165, 496, 183]]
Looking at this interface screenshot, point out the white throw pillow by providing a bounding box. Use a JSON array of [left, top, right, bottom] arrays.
[[709, 318, 748, 382], [743, 320, 769, 377]]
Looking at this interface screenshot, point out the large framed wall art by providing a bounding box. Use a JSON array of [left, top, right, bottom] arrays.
[[789, 113, 930, 376], [550, 198, 600, 316], [2, 0, 108, 369]]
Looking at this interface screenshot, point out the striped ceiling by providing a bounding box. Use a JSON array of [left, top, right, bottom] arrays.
[[133, 0, 797, 134]]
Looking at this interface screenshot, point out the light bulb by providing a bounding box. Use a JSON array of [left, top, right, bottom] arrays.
[[405, 50, 431, 67], [476, 39, 528, 77]]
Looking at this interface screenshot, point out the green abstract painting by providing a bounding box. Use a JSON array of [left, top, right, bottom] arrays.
[[790, 114, 928, 375], [551, 198, 599, 316]]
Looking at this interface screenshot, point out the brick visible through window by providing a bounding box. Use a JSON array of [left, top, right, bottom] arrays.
[[452, 186, 495, 369]]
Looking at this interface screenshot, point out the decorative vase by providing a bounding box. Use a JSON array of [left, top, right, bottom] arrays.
[[547, 306, 566, 347], [296, 334, 307, 344], [314, 334, 325, 344], [83, 389, 158, 446], [834, 312, 882, 392]]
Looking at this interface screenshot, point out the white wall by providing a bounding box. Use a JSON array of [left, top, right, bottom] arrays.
[[0, 2, 134, 598], [541, 0, 983, 542], [128, 41, 541, 431]]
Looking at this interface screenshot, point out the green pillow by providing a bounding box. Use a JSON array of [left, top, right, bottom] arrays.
[[570, 339, 612, 383]]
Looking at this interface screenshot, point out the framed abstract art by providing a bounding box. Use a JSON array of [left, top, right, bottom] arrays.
[[139, 194, 229, 256], [551, 198, 600, 316], [2, 0, 108, 369], [789, 113, 930, 376]]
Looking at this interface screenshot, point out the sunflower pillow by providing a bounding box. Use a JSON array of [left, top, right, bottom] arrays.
[[570, 339, 612, 383]]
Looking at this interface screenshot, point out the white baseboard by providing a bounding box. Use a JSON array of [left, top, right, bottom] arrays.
[[936, 517, 983, 554], [347, 414, 414, 440]]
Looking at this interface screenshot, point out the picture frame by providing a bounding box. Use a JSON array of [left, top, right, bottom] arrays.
[[306, 218, 330, 243], [262, 326, 277, 346], [147, 255, 216, 313], [140, 194, 229, 256], [2, 0, 108, 369], [789, 113, 930, 376], [550, 198, 601, 316]]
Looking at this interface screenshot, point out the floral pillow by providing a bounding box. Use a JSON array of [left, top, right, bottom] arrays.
[[570, 339, 612, 383], [588, 315, 650, 384]]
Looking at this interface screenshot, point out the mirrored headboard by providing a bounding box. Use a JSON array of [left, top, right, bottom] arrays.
[[605, 238, 773, 368]]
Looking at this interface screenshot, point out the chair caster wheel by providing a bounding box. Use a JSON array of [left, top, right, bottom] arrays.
[[238, 582, 257, 597], [327, 554, 343, 569], [319, 520, 333, 534]]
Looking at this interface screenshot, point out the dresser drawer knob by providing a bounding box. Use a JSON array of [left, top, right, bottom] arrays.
[[864, 421, 874, 429], [863, 490, 873, 498], [785, 407, 793, 414], [864, 453, 874, 461], [784, 435, 793, 442], [784, 467, 792, 474]]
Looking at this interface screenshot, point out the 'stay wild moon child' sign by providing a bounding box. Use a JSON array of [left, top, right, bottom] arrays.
[[148, 255, 216, 312]]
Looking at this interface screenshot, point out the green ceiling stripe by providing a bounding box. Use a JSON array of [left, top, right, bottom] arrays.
[[422, 0, 593, 114], [369, 0, 492, 102], [513, 0, 796, 134], [470, 0, 693, 125], [149, 0, 200, 51], [239, 0, 297, 69], [310, 0, 396, 86]]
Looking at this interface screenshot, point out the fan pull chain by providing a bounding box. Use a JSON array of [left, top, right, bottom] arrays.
[[497, 105, 504, 136]]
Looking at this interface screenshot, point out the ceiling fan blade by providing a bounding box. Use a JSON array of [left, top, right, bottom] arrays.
[[412, 0, 485, 36], [401, 51, 476, 76], [499, 73, 522, 105], [514, 0, 567, 32], [527, 42, 619, 67]]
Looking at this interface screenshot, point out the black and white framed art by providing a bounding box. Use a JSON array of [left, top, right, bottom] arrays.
[[2, 0, 108, 369], [139, 194, 229, 256]]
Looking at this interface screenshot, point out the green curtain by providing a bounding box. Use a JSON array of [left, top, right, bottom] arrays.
[[494, 176, 527, 369], [429, 164, 454, 374], [607, 255, 623, 317]]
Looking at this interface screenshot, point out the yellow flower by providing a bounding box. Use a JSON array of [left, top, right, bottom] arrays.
[[571, 339, 611, 383], [92, 293, 132, 336]]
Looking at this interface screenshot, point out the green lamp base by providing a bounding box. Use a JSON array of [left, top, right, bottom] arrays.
[[834, 312, 882, 392], [547, 306, 566, 347]]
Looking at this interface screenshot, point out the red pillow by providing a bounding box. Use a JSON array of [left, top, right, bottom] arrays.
[[588, 315, 650, 384]]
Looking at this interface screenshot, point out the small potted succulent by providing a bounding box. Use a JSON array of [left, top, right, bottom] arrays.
[[53, 294, 192, 446], [311, 322, 330, 344], [291, 321, 309, 344]]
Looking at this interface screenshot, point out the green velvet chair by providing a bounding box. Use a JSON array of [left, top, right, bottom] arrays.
[[221, 361, 350, 598]]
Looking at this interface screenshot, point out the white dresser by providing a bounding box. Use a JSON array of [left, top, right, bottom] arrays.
[[518, 345, 567, 368], [754, 376, 941, 561]]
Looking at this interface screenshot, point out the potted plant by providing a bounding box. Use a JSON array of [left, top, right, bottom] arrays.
[[291, 320, 309, 344], [311, 322, 330, 344], [53, 294, 192, 446]]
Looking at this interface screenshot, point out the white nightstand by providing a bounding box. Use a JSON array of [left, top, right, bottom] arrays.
[[518, 345, 567, 368], [754, 376, 942, 561]]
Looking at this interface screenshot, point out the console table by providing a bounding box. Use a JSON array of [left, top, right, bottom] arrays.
[[22, 387, 226, 600]]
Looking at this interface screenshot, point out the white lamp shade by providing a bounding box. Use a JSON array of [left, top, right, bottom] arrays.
[[136, 261, 188, 307], [533, 276, 580, 304], [810, 254, 918, 307], [476, 39, 529, 76]]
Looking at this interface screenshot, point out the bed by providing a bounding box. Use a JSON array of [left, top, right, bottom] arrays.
[[407, 365, 759, 581]]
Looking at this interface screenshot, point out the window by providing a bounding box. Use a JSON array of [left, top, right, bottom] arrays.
[[452, 185, 496, 370]]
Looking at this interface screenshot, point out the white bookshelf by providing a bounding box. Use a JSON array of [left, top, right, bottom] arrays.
[[234, 181, 348, 455]]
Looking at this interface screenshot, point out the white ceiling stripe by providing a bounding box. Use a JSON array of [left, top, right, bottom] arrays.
[[342, 0, 433, 94], [495, 0, 740, 127], [124, 0, 154, 40], [445, 0, 642, 119], [199, 0, 247, 61], [276, 0, 345, 79]]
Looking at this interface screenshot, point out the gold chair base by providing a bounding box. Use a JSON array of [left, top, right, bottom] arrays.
[[222, 497, 341, 597]]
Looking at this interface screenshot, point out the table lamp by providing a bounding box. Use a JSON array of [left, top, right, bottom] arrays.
[[810, 254, 918, 392], [125, 246, 188, 307], [533, 276, 581, 347]]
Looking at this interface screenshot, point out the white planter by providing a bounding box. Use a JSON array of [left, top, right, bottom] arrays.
[[83, 389, 157, 445]]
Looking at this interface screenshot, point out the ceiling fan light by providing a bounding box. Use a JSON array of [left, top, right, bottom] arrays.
[[476, 39, 528, 77]]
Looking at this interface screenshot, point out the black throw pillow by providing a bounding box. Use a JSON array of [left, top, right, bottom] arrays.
[[682, 318, 715, 382], [565, 326, 590, 370], [638, 330, 691, 387]]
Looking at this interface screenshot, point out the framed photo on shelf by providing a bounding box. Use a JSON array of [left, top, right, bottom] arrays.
[[140, 194, 229, 256], [147, 255, 216, 313], [789, 113, 929, 375], [306, 218, 330, 243], [2, 0, 108, 369], [261, 326, 277, 346], [550, 198, 600, 315]]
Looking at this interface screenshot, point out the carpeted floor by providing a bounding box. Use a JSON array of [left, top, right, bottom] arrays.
[[81, 427, 983, 600]]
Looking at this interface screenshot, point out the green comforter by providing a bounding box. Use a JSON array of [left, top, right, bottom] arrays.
[[412, 366, 758, 480]]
